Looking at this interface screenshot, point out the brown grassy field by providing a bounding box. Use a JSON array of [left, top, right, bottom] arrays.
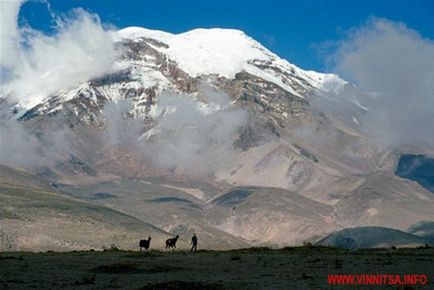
[[0, 246, 433, 289]]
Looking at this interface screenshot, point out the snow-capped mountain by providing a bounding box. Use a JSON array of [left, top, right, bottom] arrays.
[[10, 27, 345, 119], [117, 27, 344, 95], [1, 27, 433, 251]]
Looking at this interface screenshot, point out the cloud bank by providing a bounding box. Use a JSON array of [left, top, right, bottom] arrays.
[[103, 99, 144, 147], [331, 18, 434, 148], [0, 0, 117, 167], [0, 1, 117, 109], [0, 0, 23, 70], [103, 87, 248, 176], [0, 116, 76, 168], [145, 88, 247, 175]]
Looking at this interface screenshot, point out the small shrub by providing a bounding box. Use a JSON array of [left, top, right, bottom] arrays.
[[230, 255, 241, 261], [110, 244, 120, 251], [303, 241, 313, 247]]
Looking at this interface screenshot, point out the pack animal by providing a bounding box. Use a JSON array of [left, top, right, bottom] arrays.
[[165, 235, 179, 250], [139, 236, 151, 251]]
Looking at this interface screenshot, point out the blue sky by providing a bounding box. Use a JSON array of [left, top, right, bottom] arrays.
[[19, 0, 434, 72]]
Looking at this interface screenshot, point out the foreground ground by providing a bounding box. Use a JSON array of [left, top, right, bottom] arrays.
[[0, 247, 433, 289]]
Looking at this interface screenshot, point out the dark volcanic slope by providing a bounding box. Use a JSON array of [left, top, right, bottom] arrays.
[[316, 226, 433, 249], [407, 221, 434, 242]]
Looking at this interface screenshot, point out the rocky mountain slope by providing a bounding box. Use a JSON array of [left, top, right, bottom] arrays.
[[0, 165, 178, 251], [1, 27, 433, 250]]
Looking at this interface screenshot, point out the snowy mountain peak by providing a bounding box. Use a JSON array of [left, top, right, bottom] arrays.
[[117, 26, 174, 42], [117, 26, 345, 97], [6, 26, 346, 116]]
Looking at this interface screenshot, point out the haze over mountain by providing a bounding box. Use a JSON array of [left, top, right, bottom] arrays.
[[1, 7, 433, 251]]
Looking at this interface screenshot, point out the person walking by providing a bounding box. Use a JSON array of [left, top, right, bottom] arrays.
[[190, 233, 198, 252]]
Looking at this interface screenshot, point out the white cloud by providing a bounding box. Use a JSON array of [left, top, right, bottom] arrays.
[[331, 18, 434, 148], [0, 2, 118, 109], [0, 0, 24, 70], [0, 116, 75, 167], [101, 86, 248, 176], [145, 89, 247, 175]]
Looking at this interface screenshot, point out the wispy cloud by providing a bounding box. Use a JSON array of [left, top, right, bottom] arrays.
[[0, 0, 24, 70], [330, 18, 434, 148], [143, 86, 247, 175], [103, 85, 249, 176]]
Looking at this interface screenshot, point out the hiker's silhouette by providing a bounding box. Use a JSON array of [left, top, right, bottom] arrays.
[[191, 233, 198, 252]]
